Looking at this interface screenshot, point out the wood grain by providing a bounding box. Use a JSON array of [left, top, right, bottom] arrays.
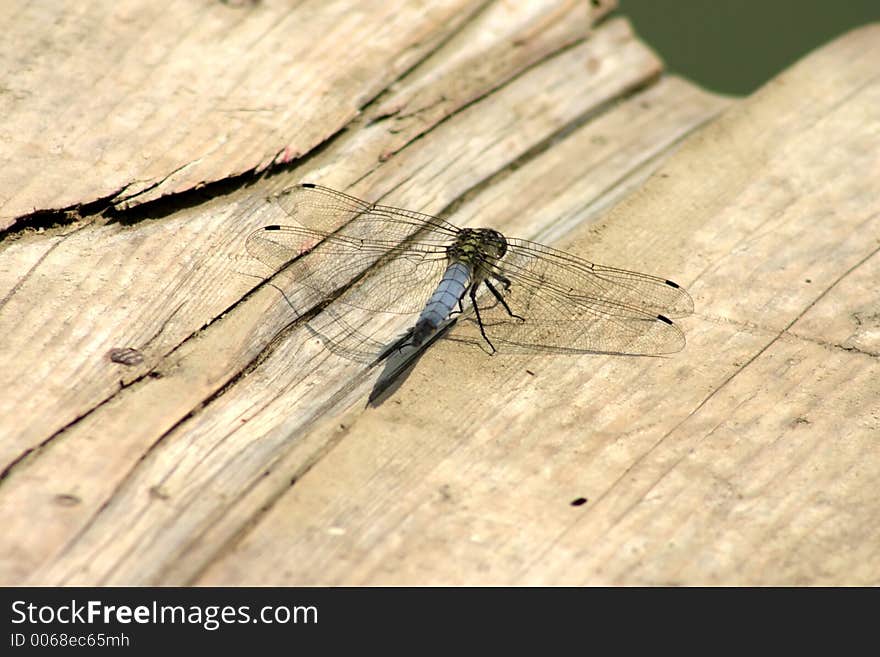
[[2, 4, 699, 585], [0, 0, 493, 228], [194, 25, 880, 585], [0, 0, 606, 467], [5, 5, 875, 587]]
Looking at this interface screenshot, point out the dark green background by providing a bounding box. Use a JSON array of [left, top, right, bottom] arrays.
[[622, 0, 880, 95]]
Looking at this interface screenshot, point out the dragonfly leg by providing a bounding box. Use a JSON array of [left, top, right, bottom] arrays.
[[484, 279, 525, 322], [491, 272, 513, 291], [469, 285, 497, 354]]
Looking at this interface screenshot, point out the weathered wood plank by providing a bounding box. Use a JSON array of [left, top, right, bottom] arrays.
[[15, 6, 874, 588], [25, 73, 727, 586], [1, 11, 717, 584], [0, 0, 491, 228], [191, 25, 880, 585], [0, 0, 599, 466]]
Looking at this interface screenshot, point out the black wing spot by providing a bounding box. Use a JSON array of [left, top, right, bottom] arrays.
[[665, 280, 680, 288], [264, 225, 282, 231], [301, 182, 316, 188], [570, 497, 588, 507], [657, 314, 673, 325]]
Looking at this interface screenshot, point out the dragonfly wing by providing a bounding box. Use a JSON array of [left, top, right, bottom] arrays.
[[248, 183, 465, 314], [503, 238, 693, 318], [246, 223, 450, 314], [455, 239, 692, 355], [247, 184, 470, 362], [272, 183, 461, 242], [304, 304, 394, 364]]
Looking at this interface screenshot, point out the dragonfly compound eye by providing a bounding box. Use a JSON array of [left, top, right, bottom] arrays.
[[482, 229, 508, 259]]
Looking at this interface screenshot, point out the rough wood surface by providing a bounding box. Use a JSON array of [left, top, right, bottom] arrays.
[[0, 0, 611, 465], [198, 22, 878, 586], [2, 2, 875, 586], [0, 0, 565, 227], [3, 0, 461, 226]]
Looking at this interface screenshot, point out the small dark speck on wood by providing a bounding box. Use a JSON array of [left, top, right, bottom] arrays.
[[108, 347, 144, 366]]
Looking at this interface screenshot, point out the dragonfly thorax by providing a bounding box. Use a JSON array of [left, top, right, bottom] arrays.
[[447, 228, 508, 270]]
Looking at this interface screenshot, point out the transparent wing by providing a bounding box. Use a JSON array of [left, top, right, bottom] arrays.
[[304, 304, 397, 364], [246, 183, 460, 315], [271, 183, 460, 242], [455, 238, 693, 355], [246, 224, 451, 315]]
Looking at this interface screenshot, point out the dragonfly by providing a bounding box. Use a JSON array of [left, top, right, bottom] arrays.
[[245, 183, 693, 364]]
